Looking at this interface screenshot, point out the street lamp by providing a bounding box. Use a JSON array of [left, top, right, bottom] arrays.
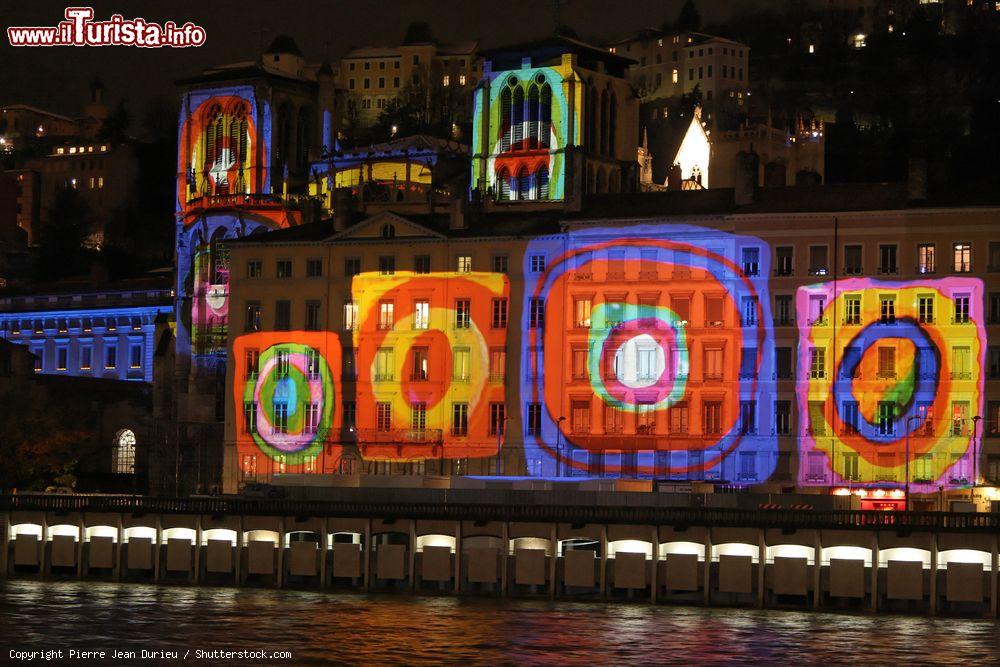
[[556, 416, 567, 478], [972, 415, 982, 495], [905, 414, 922, 512]]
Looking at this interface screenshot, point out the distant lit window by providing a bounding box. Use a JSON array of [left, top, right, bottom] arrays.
[[113, 429, 136, 474], [443, 75, 450, 86], [457, 255, 472, 272]]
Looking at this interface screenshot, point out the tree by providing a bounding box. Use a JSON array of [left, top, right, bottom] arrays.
[[36, 185, 95, 279], [0, 384, 96, 491], [674, 0, 701, 32]]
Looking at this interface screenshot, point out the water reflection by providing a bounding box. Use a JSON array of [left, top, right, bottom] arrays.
[[2, 581, 999, 664]]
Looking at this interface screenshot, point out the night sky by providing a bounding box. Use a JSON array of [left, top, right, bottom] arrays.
[[1, 0, 744, 121]]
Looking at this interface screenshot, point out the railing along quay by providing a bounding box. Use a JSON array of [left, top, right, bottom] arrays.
[[2, 493, 998, 533]]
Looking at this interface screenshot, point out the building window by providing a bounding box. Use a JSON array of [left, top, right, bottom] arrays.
[[306, 258, 323, 277], [113, 429, 136, 474], [80, 346, 92, 370], [343, 300, 358, 331], [455, 299, 471, 328], [489, 347, 506, 382], [457, 255, 472, 272], [344, 257, 361, 277], [741, 247, 760, 277], [492, 255, 509, 273], [243, 401, 257, 434], [56, 347, 68, 371], [489, 403, 507, 436], [411, 347, 429, 381], [775, 401, 791, 435], [411, 402, 427, 433], [878, 244, 898, 274], [378, 255, 395, 275], [880, 295, 896, 324], [953, 243, 972, 273], [378, 301, 394, 330], [808, 245, 828, 275], [129, 344, 142, 369], [414, 255, 431, 273], [529, 297, 544, 328], [703, 402, 723, 435], [452, 403, 469, 436], [918, 295, 934, 323], [375, 348, 394, 381], [918, 243, 936, 274], [244, 348, 259, 380], [843, 244, 862, 275], [276, 259, 292, 278], [247, 260, 263, 278], [275, 350, 290, 377], [105, 345, 117, 369], [575, 297, 593, 328], [453, 348, 471, 382], [245, 302, 261, 332], [409, 300, 429, 330], [305, 301, 321, 331], [492, 298, 508, 328], [845, 295, 862, 325], [275, 300, 291, 330], [954, 294, 970, 324], [810, 347, 825, 379], [529, 254, 546, 273], [774, 295, 793, 326]]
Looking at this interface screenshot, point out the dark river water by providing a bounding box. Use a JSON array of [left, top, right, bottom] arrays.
[[2, 580, 999, 665]]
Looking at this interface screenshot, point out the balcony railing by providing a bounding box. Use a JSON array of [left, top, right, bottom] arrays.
[[185, 192, 322, 212]]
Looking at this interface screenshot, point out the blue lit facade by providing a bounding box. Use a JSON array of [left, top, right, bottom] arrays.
[[0, 291, 172, 383]]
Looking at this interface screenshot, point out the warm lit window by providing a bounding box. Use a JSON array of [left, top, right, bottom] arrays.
[[954, 294, 970, 323], [343, 301, 358, 330], [457, 255, 472, 272], [413, 300, 430, 329], [455, 299, 471, 328], [443, 75, 451, 86], [575, 297, 592, 327], [411, 347, 429, 381], [953, 242, 972, 272], [918, 243, 936, 274], [113, 429, 136, 474], [378, 301, 394, 330]]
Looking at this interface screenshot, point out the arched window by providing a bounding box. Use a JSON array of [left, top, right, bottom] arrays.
[[511, 86, 525, 150], [536, 166, 550, 200], [539, 84, 552, 148], [229, 103, 248, 192], [499, 87, 512, 153], [497, 167, 511, 201], [204, 105, 221, 171], [113, 429, 136, 474], [380, 223, 396, 238], [527, 84, 540, 149], [516, 166, 531, 200]]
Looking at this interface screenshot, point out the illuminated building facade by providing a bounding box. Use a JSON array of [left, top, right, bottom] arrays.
[[337, 40, 480, 128], [172, 36, 338, 488], [609, 30, 749, 104], [0, 280, 173, 383], [470, 37, 640, 203], [219, 190, 1000, 497]]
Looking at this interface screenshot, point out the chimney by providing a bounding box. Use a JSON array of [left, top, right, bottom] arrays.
[[332, 188, 352, 231], [449, 197, 466, 230], [735, 150, 759, 206]]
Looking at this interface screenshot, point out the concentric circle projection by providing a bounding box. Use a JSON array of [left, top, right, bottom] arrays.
[[232, 332, 340, 468], [797, 278, 985, 489], [587, 303, 688, 411], [352, 272, 509, 461], [522, 225, 776, 480]]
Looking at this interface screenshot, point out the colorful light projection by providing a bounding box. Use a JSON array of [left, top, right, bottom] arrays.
[[233, 331, 341, 469], [351, 271, 509, 461], [522, 226, 776, 481], [190, 243, 228, 355], [177, 87, 268, 213], [796, 278, 985, 490], [471, 66, 576, 200]]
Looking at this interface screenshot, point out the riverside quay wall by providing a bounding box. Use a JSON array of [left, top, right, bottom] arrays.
[[3, 489, 1000, 617]]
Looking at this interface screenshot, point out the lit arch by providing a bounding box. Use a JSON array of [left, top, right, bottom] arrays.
[[113, 429, 136, 474]]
